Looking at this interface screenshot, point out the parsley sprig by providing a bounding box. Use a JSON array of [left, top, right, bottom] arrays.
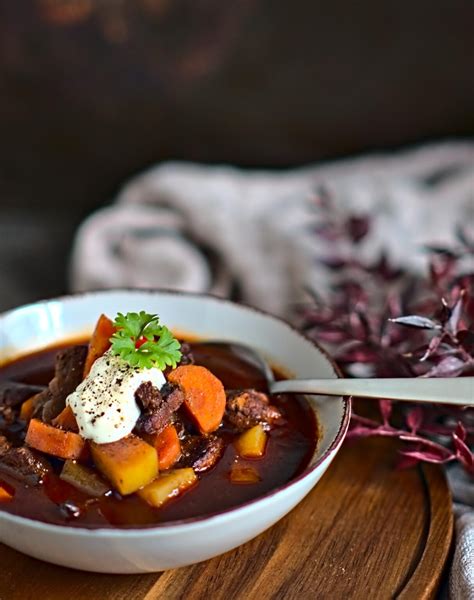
[[110, 311, 181, 370]]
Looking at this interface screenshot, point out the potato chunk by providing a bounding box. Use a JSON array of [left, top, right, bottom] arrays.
[[234, 424, 267, 458], [90, 434, 158, 495], [229, 464, 261, 484], [60, 460, 111, 497], [138, 468, 197, 508]]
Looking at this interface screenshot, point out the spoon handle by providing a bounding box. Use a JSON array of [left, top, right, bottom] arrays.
[[270, 377, 474, 406]]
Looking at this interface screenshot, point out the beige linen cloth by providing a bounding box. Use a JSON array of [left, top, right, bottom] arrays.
[[71, 142, 474, 598]]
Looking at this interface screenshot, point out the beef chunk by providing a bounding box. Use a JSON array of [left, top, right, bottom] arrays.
[[0, 435, 50, 485], [135, 381, 162, 412], [0, 382, 44, 425], [225, 389, 282, 432], [135, 382, 184, 435], [178, 434, 224, 472], [0, 382, 44, 408], [178, 342, 195, 365], [35, 345, 88, 423]]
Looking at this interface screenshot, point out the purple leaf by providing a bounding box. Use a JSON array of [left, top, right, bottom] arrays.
[[435, 298, 452, 325], [455, 421, 467, 441], [350, 414, 380, 426], [422, 422, 474, 437], [452, 428, 474, 473], [466, 296, 474, 323], [315, 328, 351, 343], [448, 295, 464, 334], [398, 433, 453, 454], [398, 448, 454, 465], [356, 310, 372, 339], [390, 315, 442, 330], [379, 399, 392, 425], [346, 425, 379, 440], [406, 406, 423, 433], [346, 215, 371, 244], [424, 356, 466, 377], [335, 342, 382, 364], [458, 330, 474, 354], [429, 254, 457, 286], [335, 281, 367, 305], [369, 252, 403, 281], [303, 191, 474, 476], [420, 336, 442, 362]]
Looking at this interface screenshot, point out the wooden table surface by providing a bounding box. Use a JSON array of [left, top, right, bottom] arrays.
[[0, 433, 452, 600]]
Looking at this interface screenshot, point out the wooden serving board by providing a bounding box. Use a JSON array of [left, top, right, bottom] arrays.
[[0, 435, 452, 600]]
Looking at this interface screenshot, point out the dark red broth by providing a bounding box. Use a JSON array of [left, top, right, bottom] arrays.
[[0, 341, 317, 528]]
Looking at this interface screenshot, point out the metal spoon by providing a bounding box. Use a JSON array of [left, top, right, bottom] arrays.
[[203, 342, 474, 406]]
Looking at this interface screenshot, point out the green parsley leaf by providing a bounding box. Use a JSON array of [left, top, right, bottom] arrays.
[[110, 311, 182, 370]]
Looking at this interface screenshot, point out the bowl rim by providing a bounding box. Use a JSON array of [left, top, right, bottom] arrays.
[[0, 288, 351, 535]]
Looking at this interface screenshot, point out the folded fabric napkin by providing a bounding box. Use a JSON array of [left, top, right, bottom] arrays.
[[71, 142, 474, 597]]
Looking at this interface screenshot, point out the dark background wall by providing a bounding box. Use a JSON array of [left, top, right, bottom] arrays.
[[0, 0, 473, 308]]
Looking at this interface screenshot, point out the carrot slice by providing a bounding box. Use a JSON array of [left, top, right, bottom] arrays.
[[167, 365, 225, 434], [146, 424, 181, 470], [19, 393, 42, 422], [52, 405, 79, 432], [26, 419, 89, 461], [83, 314, 115, 377], [0, 485, 13, 502]]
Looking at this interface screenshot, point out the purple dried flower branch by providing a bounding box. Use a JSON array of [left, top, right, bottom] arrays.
[[301, 189, 474, 475]]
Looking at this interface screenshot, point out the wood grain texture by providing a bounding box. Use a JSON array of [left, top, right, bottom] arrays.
[[398, 464, 453, 600], [0, 436, 452, 600]]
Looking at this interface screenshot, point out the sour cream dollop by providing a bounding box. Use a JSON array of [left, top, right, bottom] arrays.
[[66, 350, 166, 444]]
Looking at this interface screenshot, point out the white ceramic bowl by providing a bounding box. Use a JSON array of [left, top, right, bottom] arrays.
[[0, 290, 350, 573]]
